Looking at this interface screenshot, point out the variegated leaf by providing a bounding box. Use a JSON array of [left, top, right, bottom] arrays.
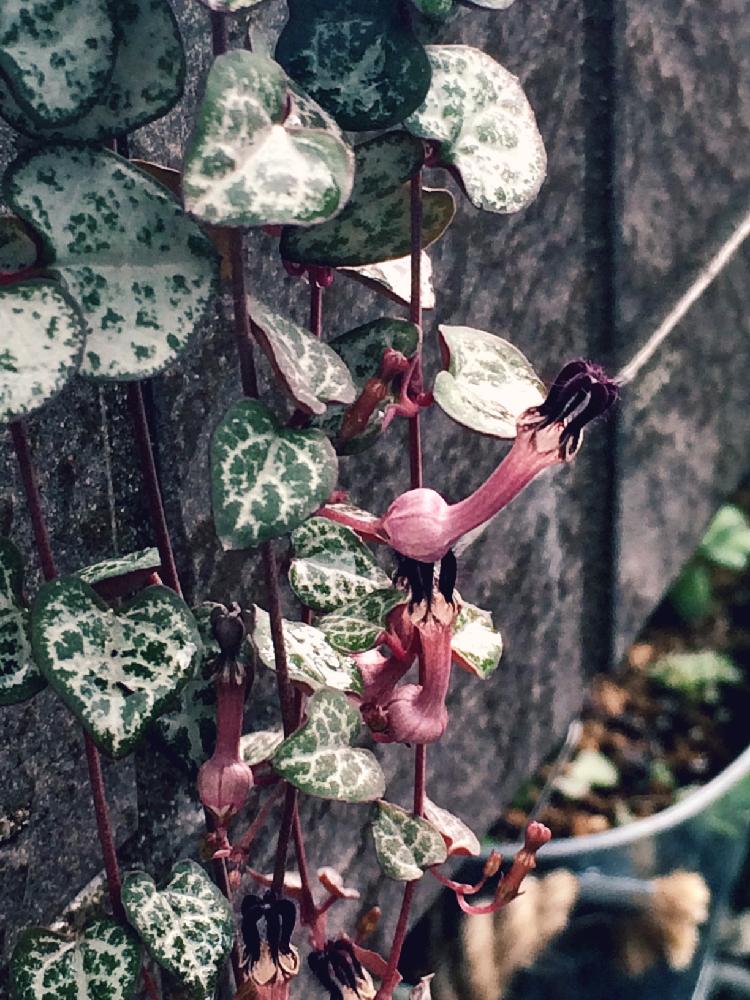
[[289, 517, 391, 613], [184, 51, 353, 228], [273, 688, 385, 801], [0, 216, 37, 273], [211, 399, 338, 549], [372, 801, 447, 881], [122, 860, 233, 1000], [197, 0, 264, 10], [319, 589, 407, 654], [253, 605, 363, 694], [0, 0, 115, 126], [434, 325, 544, 438], [412, 0, 453, 15], [249, 298, 355, 415], [4, 145, 218, 381], [405, 46, 546, 214], [280, 131, 455, 267], [451, 601, 503, 679], [275, 0, 431, 131], [31, 578, 202, 758], [339, 253, 435, 310], [240, 728, 284, 766], [0, 0, 185, 142], [11, 919, 141, 1000], [423, 797, 480, 856], [78, 547, 160, 598], [0, 280, 86, 420], [0, 537, 45, 705]]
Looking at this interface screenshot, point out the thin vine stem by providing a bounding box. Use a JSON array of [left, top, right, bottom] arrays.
[[309, 280, 324, 340], [9, 421, 56, 581], [292, 807, 317, 924], [84, 732, 126, 922]]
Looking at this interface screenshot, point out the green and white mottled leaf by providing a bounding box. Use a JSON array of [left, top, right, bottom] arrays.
[[405, 46, 546, 214], [340, 253, 435, 310], [289, 517, 390, 612], [122, 860, 233, 1000], [275, 0, 431, 131], [3, 145, 218, 381], [423, 797, 480, 857], [249, 297, 355, 415], [211, 398, 338, 549], [0, 280, 86, 420], [273, 688, 385, 801], [11, 919, 140, 1000], [0, 0, 115, 126], [0, 0, 185, 142], [0, 537, 45, 705], [0, 216, 37, 272], [371, 800, 447, 881], [434, 324, 544, 438], [281, 131, 455, 267], [253, 605, 363, 694], [78, 547, 160, 585], [184, 51, 353, 228], [319, 589, 407, 654], [412, 0, 453, 16], [31, 578, 202, 758], [241, 728, 285, 766], [451, 601, 503, 679]]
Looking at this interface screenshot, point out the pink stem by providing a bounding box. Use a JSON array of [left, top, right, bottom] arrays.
[[84, 733, 126, 922], [408, 171, 423, 491], [374, 881, 416, 1000], [233, 783, 285, 859], [9, 421, 56, 581]]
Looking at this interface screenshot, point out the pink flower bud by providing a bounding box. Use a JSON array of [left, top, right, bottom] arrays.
[[379, 489, 452, 564], [197, 755, 254, 824]]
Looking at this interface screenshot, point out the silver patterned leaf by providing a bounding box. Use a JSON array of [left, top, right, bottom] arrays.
[[272, 688, 385, 801], [289, 517, 391, 613], [371, 801, 447, 881], [339, 253, 435, 310], [433, 324, 545, 438], [405, 46, 546, 214], [0, 280, 86, 420], [318, 588, 407, 654], [211, 399, 338, 549], [11, 919, 141, 1000], [240, 728, 285, 766], [4, 145, 219, 381], [183, 51, 353, 228], [122, 860, 234, 1000], [78, 547, 160, 586], [280, 131, 455, 267], [0, 0, 185, 142], [0, 537, 45, 705], [31, 578, 202, 758], [253, 605, 363, 695], [249, 298, 355, 415], [451, 601, 503, 679], [0, 0, 115, 126]]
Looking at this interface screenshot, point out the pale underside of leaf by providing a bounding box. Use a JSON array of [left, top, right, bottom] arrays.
[[211, 398, 338, 549], [0, 280, 86, 421], [450, 600, 503, 679], [434, 324, 545, 438], [253, 605, 363, 694], [372, 800, 447, 881], [0, 537, 45, 705], [339, 253, 436, 310], [423, 796, 481, 856], [405, 45, 546, 214], [4, 145, 218, 381]]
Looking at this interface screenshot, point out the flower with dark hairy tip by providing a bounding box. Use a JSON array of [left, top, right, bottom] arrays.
[[308, 939, 376, 1000], [208, 602, 255, 685], [528, 359, 619, 458], [241, 891, 300, 988]]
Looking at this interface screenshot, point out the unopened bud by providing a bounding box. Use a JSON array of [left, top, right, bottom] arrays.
[[197, 756, 254, 824], [524, 821, 552, 854]]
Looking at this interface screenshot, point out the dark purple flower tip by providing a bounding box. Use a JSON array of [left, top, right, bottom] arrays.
[[308, 940, 371, 1000], [241, 891, 297, 968], [534, 359, 619, 453], [211, 602, 246, 658]]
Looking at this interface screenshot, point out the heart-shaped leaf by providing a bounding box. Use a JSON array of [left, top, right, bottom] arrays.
[[11, 919, 141, 1000], [272, 688, 385, 801], [211, 399, 338, 550], [371, 801, 447, 881], [241, 728, 285, 766], [184, 51, 353, 228], [253, 605, 363, 695], [0, 537, 45, 705], [249, 298, 355, 415], [0, 0, 185, 142], [0, 0, 115, 126], [3, 145, 219, 381], [423, 797, 480, 857], [433, 325, 544, 438], [78, 547, 160, 599], [31, 578, 202, 758], [451, 601, 503, 679], [412, 0, 453, 16], [319, 589, 407, 654], [340, 253, 436, 310], [289, 517, 391, 613], [122, 860, 233, 1000], [280, 131, 455, 267], [0, 280, 86, 421], [0, 216, 37, 273], [275, 0, 431, 131], [405, 46, 546, 214]]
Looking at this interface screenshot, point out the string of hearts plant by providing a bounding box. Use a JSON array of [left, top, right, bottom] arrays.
[[0, 2, 618, 999]]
